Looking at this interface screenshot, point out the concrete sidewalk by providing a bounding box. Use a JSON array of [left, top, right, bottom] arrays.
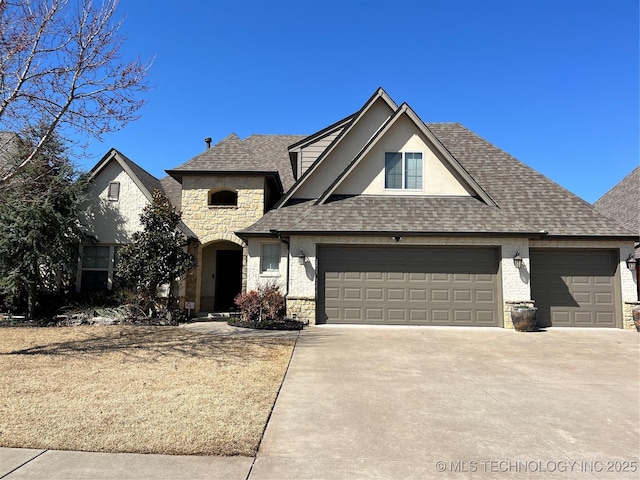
[[0, 448, 252, 479], [1, 326, 638, 479]]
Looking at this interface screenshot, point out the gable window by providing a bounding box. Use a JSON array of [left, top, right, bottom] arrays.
[[209, 189, 238, 207], [385, 152, 423, 190], [108, 182, 120, 201], [261, 243, 280, 274]]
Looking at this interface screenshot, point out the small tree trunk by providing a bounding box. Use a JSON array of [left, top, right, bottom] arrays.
[[27, 283, 37, 319]]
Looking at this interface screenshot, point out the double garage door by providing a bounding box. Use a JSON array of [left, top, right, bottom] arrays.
[[317, 246, 501, 326]]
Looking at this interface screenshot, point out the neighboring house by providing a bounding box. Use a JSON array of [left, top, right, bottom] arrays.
[[78, 148, 187, 291], [83, 88, 638, 329], [594, 166, 640, 299]]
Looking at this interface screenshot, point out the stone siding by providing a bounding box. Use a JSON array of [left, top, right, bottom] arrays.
[[180, 175, 265, 312], [623, 302, 640, 330], [286, 297, 316, 325], [181, 175, 264, 245]]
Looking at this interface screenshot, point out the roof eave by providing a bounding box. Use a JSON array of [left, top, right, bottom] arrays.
[[244, 230, 547, 238]]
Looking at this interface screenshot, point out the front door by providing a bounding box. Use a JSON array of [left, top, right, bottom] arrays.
[[214, 250, 243, 311]]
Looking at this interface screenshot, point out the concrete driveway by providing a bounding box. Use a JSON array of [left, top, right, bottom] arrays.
[[1, 326, 638, 479], [251, 326, 639, 479]]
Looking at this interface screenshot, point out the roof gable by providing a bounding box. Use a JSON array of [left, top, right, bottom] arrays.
[[90, 148, 161, 202], [317, 103, 496, 206], [278, 87, 398, 206]]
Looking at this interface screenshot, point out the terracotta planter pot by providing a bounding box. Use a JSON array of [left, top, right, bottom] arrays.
[[632, 307, 640, 332], [511, 306, 538, 332]]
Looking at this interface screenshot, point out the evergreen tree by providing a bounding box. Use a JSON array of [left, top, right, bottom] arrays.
[[116, 190, 196, 316], [0, 127, 88, 318]]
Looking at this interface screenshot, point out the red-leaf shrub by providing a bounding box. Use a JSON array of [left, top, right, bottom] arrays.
[[234, 285, 285, 327]]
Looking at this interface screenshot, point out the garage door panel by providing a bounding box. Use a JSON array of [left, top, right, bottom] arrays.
[[595, 312, 615, 326], [388, 309, 406, 321], [431, 289, 450, 302], [344, 288, 361, 300], [431, 273, 449, 282], [531, 249, 620, 328], [454, 311, 471, 323], [366, 272, 383, 281], [476, 311, 497, 324], [319, 246, 501, 326], [344, 308, 363, 320], [366, 308, 383, 320], [409, 289, 427, 301], [594, 292, 612, 304], [365, 288, 383, 300], [344, 272, 363, 281], [573, 292, 591, 303], [475, 290, 494, 302], [453, 290, 471, 302], [453, 273, 471, 282]]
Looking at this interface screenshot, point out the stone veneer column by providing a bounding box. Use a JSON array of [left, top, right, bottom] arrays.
[[286, 297, 316, 325]]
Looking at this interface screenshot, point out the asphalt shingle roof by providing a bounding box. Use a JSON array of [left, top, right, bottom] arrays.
[[593, 166, 640, 235], [243, 196, 535, 235], [239, 123, 636, 238], [115, 150, 163, 197], [169, 133, 305, 191]]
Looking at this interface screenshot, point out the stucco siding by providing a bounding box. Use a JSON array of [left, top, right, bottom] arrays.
[[293, 98, 395, 199], [245, 240, 288, 292], [335, 115, 472, 197]]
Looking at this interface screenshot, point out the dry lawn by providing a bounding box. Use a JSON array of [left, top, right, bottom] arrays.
[[0, 326, 295, 456]]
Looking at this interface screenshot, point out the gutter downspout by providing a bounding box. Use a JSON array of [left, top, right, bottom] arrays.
[[271, 230, 290, 298]]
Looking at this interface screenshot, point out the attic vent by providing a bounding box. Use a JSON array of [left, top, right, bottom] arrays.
[[205, 137, 212, 148], [108, 182, 120, 201]]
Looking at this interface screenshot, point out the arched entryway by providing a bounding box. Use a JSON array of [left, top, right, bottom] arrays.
[[200, 240, 243, 312]]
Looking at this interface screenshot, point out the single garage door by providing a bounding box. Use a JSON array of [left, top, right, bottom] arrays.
[[530, 249, 621, 328], [317, 246, 501, 326]]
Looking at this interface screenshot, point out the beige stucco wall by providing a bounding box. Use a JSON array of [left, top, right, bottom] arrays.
[[294, 98, 394, 199], [82, 160, 149, 243], [335, 114, 472, 196], [245, 240, 288, 292]]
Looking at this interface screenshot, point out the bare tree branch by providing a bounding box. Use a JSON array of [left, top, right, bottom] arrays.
[[0, 0, 152, 182]]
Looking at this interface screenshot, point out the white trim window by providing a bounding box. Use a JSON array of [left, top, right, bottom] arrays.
[[261, 243, 280, 274], [385, 152, 423, 190]]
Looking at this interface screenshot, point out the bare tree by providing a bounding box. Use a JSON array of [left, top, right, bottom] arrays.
[[0, 0, 151, 180]]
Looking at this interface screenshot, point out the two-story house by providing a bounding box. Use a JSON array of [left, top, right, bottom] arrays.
[[81, 88, 639, 328]]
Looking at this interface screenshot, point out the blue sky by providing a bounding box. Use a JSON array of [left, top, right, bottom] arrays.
[[81, 0, 639, 203]]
